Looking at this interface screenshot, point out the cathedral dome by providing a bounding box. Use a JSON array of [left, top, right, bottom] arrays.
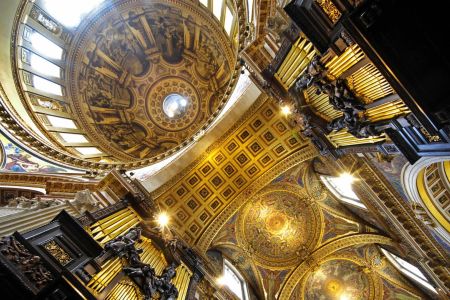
[[7, 0, 240, 168]]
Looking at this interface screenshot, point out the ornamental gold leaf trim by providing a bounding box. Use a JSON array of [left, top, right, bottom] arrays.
[[315, 0, 342, 24], [43, 240, 72, 266]]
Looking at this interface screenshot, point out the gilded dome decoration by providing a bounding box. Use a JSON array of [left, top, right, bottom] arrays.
[[68, 0, 236, 161], [236, 183, 323, 269], [304, 260, 372, 300], [8, 0, 240, 168]]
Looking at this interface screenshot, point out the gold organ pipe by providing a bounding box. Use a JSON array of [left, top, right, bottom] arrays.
[[275, 37, 317, 89], [174, 263, 192, 300], [326, 130, 386, 147], [282, 42, 308, 79], [89, 208, 142, 245], [347, 63, 394, 102], [365, 100, 410, 122], [326, 45, 364, 78], [280, 37, 307, 74], [88, 258, 122, 293], [278, 39, 305, 76], [285, 49, 315, 88], [90, 217, 193, 300]]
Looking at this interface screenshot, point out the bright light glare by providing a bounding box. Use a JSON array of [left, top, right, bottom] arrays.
[[42, 0, 104, 28], [163, 94, 188, 118], [32, 76, 62, 96], [381, 248, 437, 294], [339, 172, 356, 184], [320, 175, 365, 209], [281, 105, 291, 115], [29, 31, 63, 60], [340, 294, 349, 300], [223, 262, 245, 300], [30, 53, 61, 78], [200, 0, 208, 7], [216, 276, 226, 286], [156, 212, 170, 227], [47, 116, 77, 129], [247, 0, 254, 21]]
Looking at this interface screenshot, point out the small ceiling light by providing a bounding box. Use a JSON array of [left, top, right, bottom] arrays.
[[156, 212, 169, 227], [281, 105, 291, 115], [339, 172, 356, 184], [339, 294, 349, 300], [216, 276, 226, 286]]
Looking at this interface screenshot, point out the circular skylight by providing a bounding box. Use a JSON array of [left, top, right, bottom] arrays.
[[163, 94, 189, 118]]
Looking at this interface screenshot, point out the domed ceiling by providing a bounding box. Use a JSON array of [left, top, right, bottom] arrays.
[[70, 0, 235, 161], [6, 0, 239, 168], [236, 183, 323, 269], [304, 260, 371, 300]]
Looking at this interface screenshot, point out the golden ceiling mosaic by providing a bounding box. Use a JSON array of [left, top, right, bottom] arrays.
[[236, 183, 323, 269], [153, 96, 310, 245], [204, 160, 426, 300]]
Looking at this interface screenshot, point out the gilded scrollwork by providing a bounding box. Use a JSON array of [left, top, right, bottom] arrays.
[[278, 234, 394, 300], [43, 240, 72, 266], [315, 0, 342, 24], [236, 183, 323, 269]]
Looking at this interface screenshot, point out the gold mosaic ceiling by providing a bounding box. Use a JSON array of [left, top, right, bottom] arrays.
[[69, 0, 235, 161], [236, 183, 323, 269]]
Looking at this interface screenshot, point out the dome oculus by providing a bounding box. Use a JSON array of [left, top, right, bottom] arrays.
[[163, 94, 189, 118]]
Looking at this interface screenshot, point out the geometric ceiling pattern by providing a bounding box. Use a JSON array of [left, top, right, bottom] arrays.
[[152, 95, 312, 245]]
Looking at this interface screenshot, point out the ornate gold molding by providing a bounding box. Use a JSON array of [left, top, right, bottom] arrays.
[[297, 253, 382, 300], [315, 0, 342, 24], [278, 234, 394, 300], [151, 94, 269, 199], [0, 172, 86, 187], [235, 182, 324, 269], [326, 154, 450, 292], [355, 158, 449, 279], [195, 144, 318, 253], [3, 0, 247, 170], [43, 240, 72, 266]]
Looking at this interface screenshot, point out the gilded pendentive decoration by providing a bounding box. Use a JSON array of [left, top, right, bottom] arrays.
[[304, 259, 372, 299], [67, 0, 235, 161], [43, 240, 72, 266], [236, 183, 323, 269]]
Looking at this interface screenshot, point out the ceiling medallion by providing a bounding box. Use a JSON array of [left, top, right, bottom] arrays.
[[236, 183, 323, 269], [67, 0, 235, 162]]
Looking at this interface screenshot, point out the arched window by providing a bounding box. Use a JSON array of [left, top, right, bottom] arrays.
[[220, 259, 248, 300], [380, 248, 437, 294], [320, 175, 367, 209]]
